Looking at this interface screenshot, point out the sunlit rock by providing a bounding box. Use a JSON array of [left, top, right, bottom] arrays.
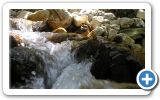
[[90, 16, 104, 30], [47, 9, 73, 29], [104, 13, 116, 20], [27, 9, 50, 21], [73, 15, 89, 27], [53, 27, 67, 34], [137, 9, 145, 20]]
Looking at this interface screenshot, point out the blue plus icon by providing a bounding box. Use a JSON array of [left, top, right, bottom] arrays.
[[137, 69, 158, 90], [142, 73, 153, 86]]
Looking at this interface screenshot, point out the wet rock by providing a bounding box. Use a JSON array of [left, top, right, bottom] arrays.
[[104, 13, 116, 20], [10, 35, 18, 48], [73, 15, 89, 27], [79, 9, 100, 21], [108, 28, 118, 41], [118, 33, 135, 46], [53, 27, 67, 34], [76, 24, 90, 37], [133, 18, 145, 28], [119, 28, 145, 42], [74, 39, 101, 61], [131, 44, 145, 64], [48, 33, 87, 43], [68, 9, 81, 13], [75, 39, 142, 83], [10, 32, 23, 46], [137, 9, 145, 20], [119, 18, 134, 28], [10, 47, 44, 88], [113, 35, 123, 43], [91, 26, 107, 36], [90, 16, 104, 30], [90, 43, 142, 83], [47, 9, 73, 29], [17, 11, 32, 19], [47, 33, 69, 43], [37, 20, 53, 32], [27, 9, 50, 21], [110, 24, 120, 31]]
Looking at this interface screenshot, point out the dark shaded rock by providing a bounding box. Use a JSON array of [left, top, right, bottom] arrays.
[[10, 47, 44, 88], [9, 32, 24, 47], [74, 39, 143, 83], [113, 35, 123, 43], [107, 9, 138, 18], [38, 20, 53, 32], [91, 43, 142, 83], [74, 39, 101, 61], [10, 35, 18, 48]]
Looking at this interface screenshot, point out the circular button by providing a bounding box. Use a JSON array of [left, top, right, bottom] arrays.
[[136, 69, 158, 90]]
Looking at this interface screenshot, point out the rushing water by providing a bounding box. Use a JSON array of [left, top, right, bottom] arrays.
[[10, 19, 104, 89]]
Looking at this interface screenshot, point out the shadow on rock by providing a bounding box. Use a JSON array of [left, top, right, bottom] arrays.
[[74, 39, 143, 83]]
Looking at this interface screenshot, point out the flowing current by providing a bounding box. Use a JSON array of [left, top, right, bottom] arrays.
[[10, 18, 114, 89]]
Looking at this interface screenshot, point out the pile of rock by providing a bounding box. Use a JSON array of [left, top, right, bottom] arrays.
[[10, 9, 145, 86]]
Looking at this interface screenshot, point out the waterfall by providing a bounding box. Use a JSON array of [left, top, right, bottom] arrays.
[[10, 19, 96, 89]]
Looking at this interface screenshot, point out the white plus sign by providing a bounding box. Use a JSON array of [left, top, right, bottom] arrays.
[[142, 73, 153, 85]]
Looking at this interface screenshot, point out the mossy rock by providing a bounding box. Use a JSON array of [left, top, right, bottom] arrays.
[[119, 28, 145, 39]]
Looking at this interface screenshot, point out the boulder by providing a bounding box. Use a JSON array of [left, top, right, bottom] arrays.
[[73, 15, 89, 27], [10, 32, 23, 46], [79, 9, 101, 21], [91, 26, 107, 36], [108, 28, 118, 41], [48, 33, 87, 43], [27, 9, 50, 21], [47, 9, 73, 29], [104, 13, 116, 20], [133, 18, 145, 28], [74, 39, 142, 83], [137, 9, 145, 20], [130, 44, 145, 64], [109, 24, 120, 31], [119, 18, 134, 28], [119, 28, 145, 44], [118, 33, 135, 46], [10, 47, 44, 88], [10, 35, 18, 48], [90, 16, 104, 30]]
